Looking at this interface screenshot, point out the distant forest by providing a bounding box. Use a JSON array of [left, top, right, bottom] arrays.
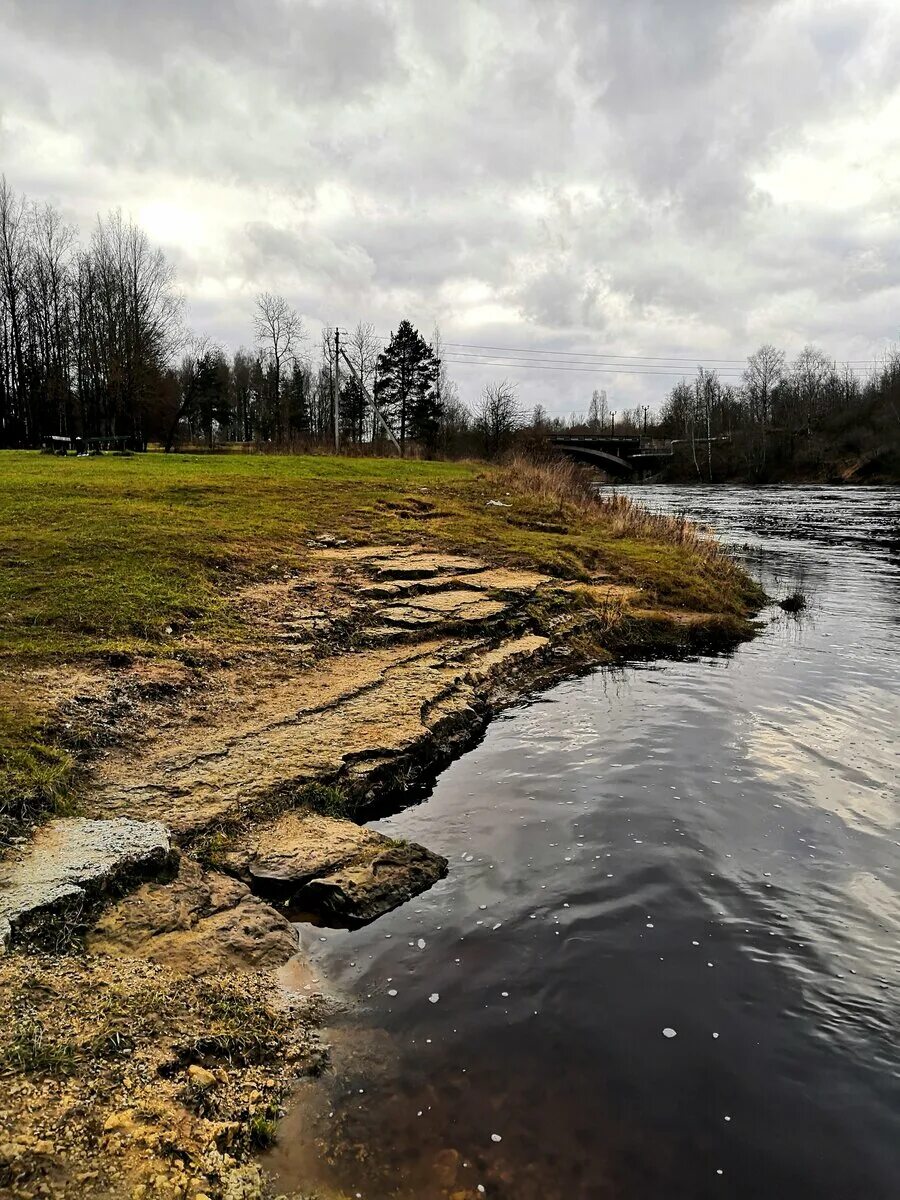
[[558, 348, 900, 483], [1, 177, 897, 479]]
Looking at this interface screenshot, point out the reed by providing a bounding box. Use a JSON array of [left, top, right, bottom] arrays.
[[499, 454, 730, 563]]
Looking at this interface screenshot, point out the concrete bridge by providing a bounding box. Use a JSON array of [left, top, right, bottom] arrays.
[[551, 435, 674, 477]]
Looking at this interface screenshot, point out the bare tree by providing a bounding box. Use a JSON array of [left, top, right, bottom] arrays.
[[474, 379, 523, 459], [0, 176, 31, 442], [790, 345, 833, 430], [345, 320, 378, 441], [432, 324, 466, 454], [253, 292, 304, 437], [30, 201, 77, 435], [83, 209, 184, 437], [587, 388, 608, 431], [743, 345, 785, 428]]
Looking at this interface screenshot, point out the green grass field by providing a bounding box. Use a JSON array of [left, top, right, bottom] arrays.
[[0, 449, 765, 840], [0, 450, 760, 665]]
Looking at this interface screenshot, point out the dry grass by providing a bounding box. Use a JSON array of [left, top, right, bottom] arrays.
[[499, 454, 730, 560]]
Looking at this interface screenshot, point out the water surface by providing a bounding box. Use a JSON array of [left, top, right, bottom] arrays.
[[266, 485, 899, 1200]]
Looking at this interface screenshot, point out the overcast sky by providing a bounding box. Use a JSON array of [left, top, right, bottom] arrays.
[[2, 0, 899, 415]]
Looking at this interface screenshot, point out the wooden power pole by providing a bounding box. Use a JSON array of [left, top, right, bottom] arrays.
[[333, 328, 341, 453]]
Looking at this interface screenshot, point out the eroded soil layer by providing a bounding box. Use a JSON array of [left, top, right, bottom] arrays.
[[1, 544, 751, 1199]]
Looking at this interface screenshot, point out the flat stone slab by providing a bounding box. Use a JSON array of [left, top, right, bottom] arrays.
[[245, 812, 383, 887], [0, 817, 172, 950], [377, 590, 508, 628], [368, 552, 485, 580], [232, 811, 447, 926], [302, 838, 448, 927]]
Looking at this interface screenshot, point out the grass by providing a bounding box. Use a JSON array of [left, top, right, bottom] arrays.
[[300, 782, 357, 820], [0, 962, 289, 1079], [498, 454, 759, 612], [1, 1016, 78, 1077], [192, 780, 356, 865], [249, 1111, 280, 1148], [0, 450, 762, 661], [0, 450, 763, 838], [0, 952, 308, 1193], [0, 699, 79, 844], [780, 591, 807, 613]]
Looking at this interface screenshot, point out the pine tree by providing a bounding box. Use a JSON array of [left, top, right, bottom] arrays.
[[374, 320, 440, 454]]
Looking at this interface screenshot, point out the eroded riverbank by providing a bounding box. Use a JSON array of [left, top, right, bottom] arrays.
[[258, 485, 899, 1200], [1, 551, 759, 1199], [0, 455, 764, 1199]]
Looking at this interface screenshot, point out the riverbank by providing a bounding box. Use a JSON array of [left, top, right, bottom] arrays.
[[0, 451, 765, 1199]]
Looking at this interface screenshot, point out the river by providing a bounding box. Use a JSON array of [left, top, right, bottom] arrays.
[[265, 485, 899, 1200]]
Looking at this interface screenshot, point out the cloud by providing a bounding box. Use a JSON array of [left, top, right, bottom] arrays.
[[1, 0, 899, 414]]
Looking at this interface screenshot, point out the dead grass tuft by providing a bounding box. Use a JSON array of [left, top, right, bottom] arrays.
[[500, 454, 728, 560]]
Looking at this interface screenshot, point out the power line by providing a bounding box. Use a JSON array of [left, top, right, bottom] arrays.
[[444, 352, 745, 377], [373, 332, 885, 377], [442, 356, 738, 378], [445, 341, 748, 364], [380, 334, 747, 366], [443, 353, 877, 379], [444, 355, 876, 379], [442, 339, 885, 366], [445, 349, 746, 371]]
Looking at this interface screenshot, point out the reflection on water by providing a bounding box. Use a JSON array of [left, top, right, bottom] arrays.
[[265, 486, 899, 1200]]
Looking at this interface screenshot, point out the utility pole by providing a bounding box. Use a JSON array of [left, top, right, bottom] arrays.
[[333, 328, 341, 453], [338, 347, 402, 456]]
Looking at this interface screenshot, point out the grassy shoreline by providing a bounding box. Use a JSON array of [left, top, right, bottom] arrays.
[[1, 450, 763, 844], [0, 450, 760, 661], [0, 450, 765, 1199]]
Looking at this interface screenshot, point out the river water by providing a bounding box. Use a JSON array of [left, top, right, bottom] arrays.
[[266, 485, 899, 1200]]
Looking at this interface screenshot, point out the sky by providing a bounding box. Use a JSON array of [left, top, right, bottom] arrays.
[[2, 0, 900, 417]]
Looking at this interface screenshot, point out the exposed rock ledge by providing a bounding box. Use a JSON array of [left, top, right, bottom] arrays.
[[227, 810, 448, 927], [0, 816, 172, 951], [85, 858, 300, 975]]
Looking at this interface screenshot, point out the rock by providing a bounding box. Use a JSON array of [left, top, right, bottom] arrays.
[[358, 582, 402, 598], [103, 1109, 138, 1133], [187, 1065, 218, 1090], [248, 812, 383, 887], [298, 837, 448, 925], [86, 860, 298, 975], [0, 818, 173, 951], [368, 552, 484, 580], [432, 1148, 462, 1188], [377, 590, 508, 628], [237, 811, 447, 926]]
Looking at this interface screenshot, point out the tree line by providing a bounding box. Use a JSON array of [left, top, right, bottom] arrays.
[[0, 177, 516, 457], [0, 177, 182, 448], [3, 177, 896, 475], [649, 345, 900, 479]]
